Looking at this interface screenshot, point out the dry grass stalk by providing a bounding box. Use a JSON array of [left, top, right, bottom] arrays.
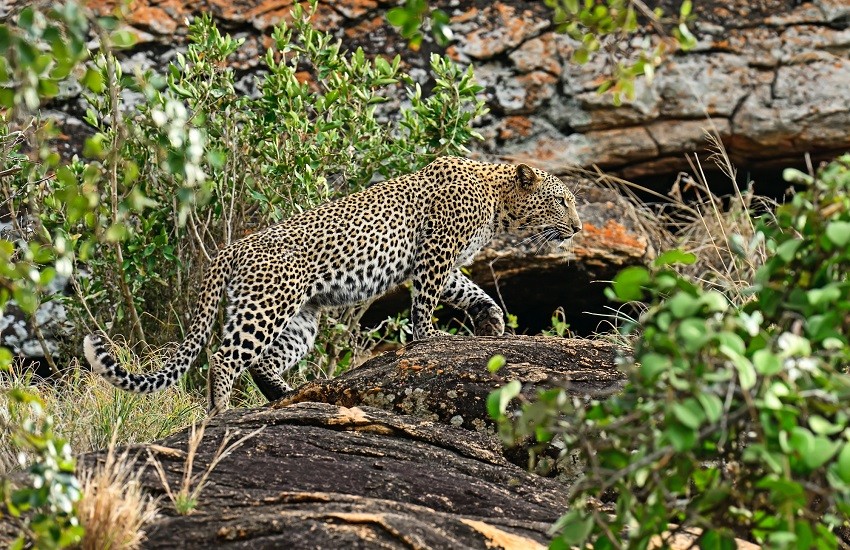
[[669, 132, 775, 305], [76, 427, 159, 550], [147, 418, 263, 515]]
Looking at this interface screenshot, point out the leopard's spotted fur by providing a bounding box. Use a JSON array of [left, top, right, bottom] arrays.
[[84, 157, 583, 414]]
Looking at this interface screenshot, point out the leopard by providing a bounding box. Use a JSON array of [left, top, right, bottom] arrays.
[[84, 156, 583, 415]]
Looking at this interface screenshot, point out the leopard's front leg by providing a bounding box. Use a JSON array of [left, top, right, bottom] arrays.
[[440, 269, 504, 336], [410, 237, 457, 340]]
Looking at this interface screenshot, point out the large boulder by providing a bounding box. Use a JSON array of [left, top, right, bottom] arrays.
[[54, 0, 850, 189], [86, 402, 573, 548], [281, 335, 624, 433]]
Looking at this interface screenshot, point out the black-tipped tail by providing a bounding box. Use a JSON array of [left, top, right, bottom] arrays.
[[83, 332, 177, 394]]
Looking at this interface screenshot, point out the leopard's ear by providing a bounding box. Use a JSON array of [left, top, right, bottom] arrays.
[[516, 163, 539, 190]]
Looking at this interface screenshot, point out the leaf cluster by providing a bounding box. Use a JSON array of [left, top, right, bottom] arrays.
[[386, 0, 453, 50], [546, 0, 697, 104], [493, 156, 850, 547]]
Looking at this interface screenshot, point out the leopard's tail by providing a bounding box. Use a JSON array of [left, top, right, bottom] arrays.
[[83, 248, 234, 394]]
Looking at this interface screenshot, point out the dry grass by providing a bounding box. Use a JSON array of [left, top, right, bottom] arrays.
[[570, 128, 775, 342], [0, 342, 208, 476], [148, 419, 264, 514], [76, 429, 159, 550], [662, 132, 774, 305]]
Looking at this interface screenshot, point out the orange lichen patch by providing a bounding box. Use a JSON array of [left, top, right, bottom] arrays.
[[462, 2, 548, 59], [573, 220, 647, 257], [397, 359, 426, 372], [498, 116, 534, 141], [344, 15, 385, 40], [294, 71, 312, 85], [450, 6, 479, 24], [509, 33, 561, 76], [126, 5, 178, 34], [445, 45, 461, 62]]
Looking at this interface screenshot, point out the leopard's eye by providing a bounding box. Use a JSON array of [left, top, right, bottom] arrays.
[[560, 196, 568, 207]]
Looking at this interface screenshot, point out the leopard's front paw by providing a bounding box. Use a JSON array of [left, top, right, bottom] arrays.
[[474, 305, 505, 336]]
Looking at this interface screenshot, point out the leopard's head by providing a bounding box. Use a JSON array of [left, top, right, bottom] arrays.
[[503, 163, 582, 243]]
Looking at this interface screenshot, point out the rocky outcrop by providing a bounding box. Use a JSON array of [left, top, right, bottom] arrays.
[[281, 335, 623, 431], [39, 0, 850, 188], [69, 335, 621, 548]]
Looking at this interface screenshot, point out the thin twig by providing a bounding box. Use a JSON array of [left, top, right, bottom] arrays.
[[99, 34, 145, 345]]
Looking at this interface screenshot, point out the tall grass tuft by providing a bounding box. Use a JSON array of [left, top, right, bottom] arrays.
[[76, 428, 159, 550], [0, 341, 208, 474]]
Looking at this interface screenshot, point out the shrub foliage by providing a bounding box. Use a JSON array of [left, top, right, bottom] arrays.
[[494, 156, 850, 547]]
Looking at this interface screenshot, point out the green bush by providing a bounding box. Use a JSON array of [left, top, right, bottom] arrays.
[[0, 1, 486, 543], [0, 4, 97, 546], [493, 156, 850, 547], [28, 1, 487, 379]]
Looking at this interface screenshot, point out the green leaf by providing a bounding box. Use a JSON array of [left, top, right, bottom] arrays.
[[783, 167, 814, 185], [638, 352, 670, 382], [13, 287, 38, 315], [699, 291, 729, 313], [672, 399, 704, 429], [697, 393, 723, 423], [0, 347, 13, 370], [775, 239, 801, 262], [680, 0, 693, 17], [654, 248, 696, 267], [667, 292, 701, 318], [82, 67, 104, 92], [552, 511, 594, 546], [665, 422, 696, 451], [110, 30, 137, 49], [677, 318, 708, 351], [809, 415, 843, 436], [826, 221, 850, 247], [789, 426, 816, 462], [720, 344, 756, 390], [387, 7, 413, 28], [486, 380, 521, 419], [835, 443, 850, 483], [804, 436, 839, 469], [698, 529, 736, 550], [105, 223, 129, 242], [573, 47, 590, 64], [487, 354, 506, 373], [611, 266, 649, 301], [752, 349, 782, 375]]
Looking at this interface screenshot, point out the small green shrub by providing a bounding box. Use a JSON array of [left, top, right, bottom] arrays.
[[43, 1, 487, 380], [1, 392, 84, 549], [493, 155, 850, 547]]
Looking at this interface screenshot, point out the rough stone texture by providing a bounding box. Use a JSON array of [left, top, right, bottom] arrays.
[[82, 402, 571, 548], [7, 0, 843, 187], [280, 335, 624, 435]]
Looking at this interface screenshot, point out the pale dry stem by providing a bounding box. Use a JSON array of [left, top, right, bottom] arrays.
[[147, 418, 264, 514], [76, 426, 159, 550]]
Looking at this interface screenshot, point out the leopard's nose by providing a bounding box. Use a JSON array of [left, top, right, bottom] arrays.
[[572, 221, 583, 234]]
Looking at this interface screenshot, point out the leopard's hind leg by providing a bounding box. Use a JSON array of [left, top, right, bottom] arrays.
[[207, 280, 309, 415], [249, 304, 320, 401]]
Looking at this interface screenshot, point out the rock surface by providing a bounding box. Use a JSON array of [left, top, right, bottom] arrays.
[[21, 0, 850, 189], [87, 402, 572, 548], [280, 335, 624, 430], [79, 335, 620, 548]]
